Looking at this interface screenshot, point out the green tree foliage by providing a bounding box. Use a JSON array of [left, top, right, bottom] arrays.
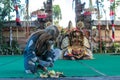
[[115, 0, 120, 7], [106, 0, 120, 9], [0, 0, 22, 55], [0, 0, 21, 21], [53, 5, 62, 23], [0, 0, 20, 44]]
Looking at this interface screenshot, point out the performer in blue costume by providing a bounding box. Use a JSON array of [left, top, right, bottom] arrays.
[[23, 25, 61, 74]]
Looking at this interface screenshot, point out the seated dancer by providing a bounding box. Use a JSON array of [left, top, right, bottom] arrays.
[[23, 25, 61, 74], [61, 21, 93, 60]]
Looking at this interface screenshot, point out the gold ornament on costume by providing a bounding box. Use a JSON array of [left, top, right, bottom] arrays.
[[76, 21, 84, 30], [46, 21, 52, 27], [84, 36, 90, 49], [67, 20, 73, 30]]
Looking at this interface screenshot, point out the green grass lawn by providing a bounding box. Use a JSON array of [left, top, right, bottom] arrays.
[[0, 54, 120, 78]]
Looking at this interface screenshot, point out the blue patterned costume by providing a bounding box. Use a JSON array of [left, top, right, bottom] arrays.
[[23, 25, 61, 73], [24, 33, 40, 73]]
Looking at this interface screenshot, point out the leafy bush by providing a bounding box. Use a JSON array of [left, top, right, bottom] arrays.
[[0, 40, 22, 55]]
